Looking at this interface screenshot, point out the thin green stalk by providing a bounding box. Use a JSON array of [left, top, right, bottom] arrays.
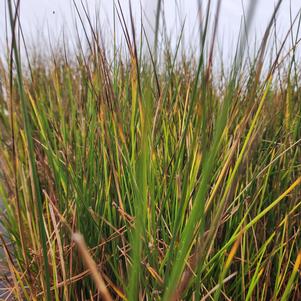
[[7, 1, 51, 300]]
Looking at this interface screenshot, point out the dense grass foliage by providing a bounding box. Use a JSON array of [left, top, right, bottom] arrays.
[[1, 1, 301, 300]]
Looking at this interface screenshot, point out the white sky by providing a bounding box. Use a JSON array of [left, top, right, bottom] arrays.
[[0, 0, 300, 61]]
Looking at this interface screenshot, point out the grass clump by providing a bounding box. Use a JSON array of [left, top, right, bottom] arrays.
[[0, 0, 301, 300]]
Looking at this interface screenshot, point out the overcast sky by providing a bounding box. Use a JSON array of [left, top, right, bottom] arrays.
[[0, 0, 300, 60]]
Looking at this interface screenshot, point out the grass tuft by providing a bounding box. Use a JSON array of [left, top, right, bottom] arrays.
[[0, 1, 301, 300]]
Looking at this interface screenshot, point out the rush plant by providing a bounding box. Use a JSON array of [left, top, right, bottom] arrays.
[[0, 0, 301, 300]]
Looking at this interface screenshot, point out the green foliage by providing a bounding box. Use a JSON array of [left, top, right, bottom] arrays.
[[0, 1, 301, 300]]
